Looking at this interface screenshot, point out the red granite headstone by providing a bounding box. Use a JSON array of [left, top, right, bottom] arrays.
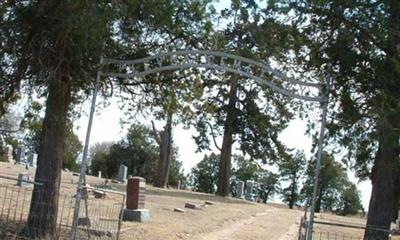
[[126, 177, 146, 210]]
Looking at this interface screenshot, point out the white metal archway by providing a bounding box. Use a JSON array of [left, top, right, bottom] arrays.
[[70, 50, 329, 240]]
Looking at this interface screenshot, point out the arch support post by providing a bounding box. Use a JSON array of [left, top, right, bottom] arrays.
[[69, 57, 103, 240], [306, 75, 331, 240]]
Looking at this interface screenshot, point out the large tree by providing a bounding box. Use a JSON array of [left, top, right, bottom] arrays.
[[190, 153, 220, 194], [1, 0, 213, 237], [21, 102, 82, 171], [279, 150, 306, 209], [301, 152, 347, 212], [192, 0, 295, 197], [267, 1, 399, 239]]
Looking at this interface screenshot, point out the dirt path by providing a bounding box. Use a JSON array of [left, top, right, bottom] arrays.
[[197, 207, 302, 240]]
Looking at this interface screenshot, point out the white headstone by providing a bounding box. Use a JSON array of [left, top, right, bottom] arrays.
[[98, 171, 102, 179], [237, 181, 245, 199], [4, 145, 13, 163], [118, 165, 128, 183], [245, 180, 255, 201]]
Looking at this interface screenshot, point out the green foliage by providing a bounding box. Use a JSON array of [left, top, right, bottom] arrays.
[[301, 152, 363, 215], [258, 170, 280, 203], [90, 151, 113, 179], [63, 125, 82, 172], [190, 153, 220, 194], [191, 0, 294, 164], [233, 155, 260, 182], [336, 181, 364, 216], [168, 158, 187, 188], [21, 105, 82, 171], [90, 123, 186, 186], [301, 152, 345, 212], [279, 150, 306, 209], [107, 124, 158, 181], [267, 0, 400, 180]]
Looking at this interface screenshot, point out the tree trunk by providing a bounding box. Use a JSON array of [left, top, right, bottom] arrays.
[[217, 77, 238, 197], [289, 175, 297, 209], [364, 121, 400, 240], [155, 111, 173, 188], [162, 111, 173, 187], [364, 2, 400, 239], [315, 189, 323, 213], [26, 77, 71, 238]]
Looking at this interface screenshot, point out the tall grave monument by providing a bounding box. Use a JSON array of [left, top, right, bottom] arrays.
[[122, 176, 150, 222]]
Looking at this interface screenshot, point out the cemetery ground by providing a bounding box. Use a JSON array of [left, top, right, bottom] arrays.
[[1, 162, 399, 240]]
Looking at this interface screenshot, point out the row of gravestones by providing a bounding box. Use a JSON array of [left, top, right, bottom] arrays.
[[2, 145, 37, 167], [235, 180, 258, 201]]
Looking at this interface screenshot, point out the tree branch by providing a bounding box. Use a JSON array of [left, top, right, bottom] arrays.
[[205, 121, 222, 152]]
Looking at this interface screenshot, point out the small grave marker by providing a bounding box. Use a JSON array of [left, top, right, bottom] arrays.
[[245, 180, 255, 201], [17, 172, 31, 187], [28, 154, 38, 167], [117, 165, 128, 183], [185, 202, 200, 210], [3, 145, 13, 163], [93, 190, 106, 199], [174, 208, 185, 213], [237, 181, 245, 199], [16, 146, 26, 163]]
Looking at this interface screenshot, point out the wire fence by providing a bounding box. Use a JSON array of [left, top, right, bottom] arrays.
[[0, 181, 125, 240], [298, 212, 397, 240]]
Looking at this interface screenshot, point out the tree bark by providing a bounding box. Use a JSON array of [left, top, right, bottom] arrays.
[[26, 77, 72, 238], [155, 111, 173, 188], [364, 120, 400, 240], [364, 2, 400, 238], [289, 175, 297, 209], [217, 77, 238, 197], [162, 111, 173, 187]]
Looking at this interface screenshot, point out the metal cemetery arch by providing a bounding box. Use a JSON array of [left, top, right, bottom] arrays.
[[70, 50, 329, 240]]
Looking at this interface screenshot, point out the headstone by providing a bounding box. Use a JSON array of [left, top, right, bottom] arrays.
[[237, 181, 245, 199], [177, 180, 181, 190], [93, 190, 106, 199], [122, 177, 150, 222], [28, 154, 38, 167], [174, 208, 185, 213], [16, 146, 26, 163], [3, 145, 13, 163], [98, 171, 102, 179], [185, 202, 200, 209], [17, 172, 31, 187], [117, 165, 128, 183], [78, 217, 91, 227], [245, 180, 255, 201]]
